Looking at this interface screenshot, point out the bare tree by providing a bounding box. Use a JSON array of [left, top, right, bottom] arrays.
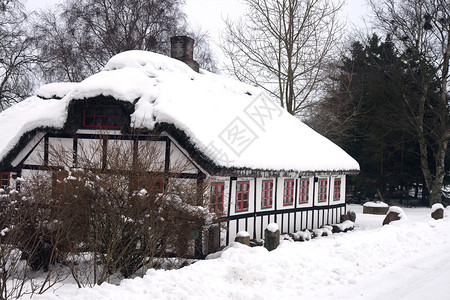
[[0, 0, 37, 111], [33, 0, 217, 83], [189, 27, 219, 74], [369, 0, 450, 205], [221, 0, 344, 116]]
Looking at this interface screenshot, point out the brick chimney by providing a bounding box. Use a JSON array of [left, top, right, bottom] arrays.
[[170, 36, 199, 72]]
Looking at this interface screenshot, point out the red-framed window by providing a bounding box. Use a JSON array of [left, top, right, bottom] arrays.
[[333, 178, 341, 201], [283, 179, 294, 206], [318, 178, 328, 202], [236, 181, 249, 212], [299, 178, 309, 204], [82, 105, 122, 129], [0, 172, 9, 189], [261, 180, 273, 209], [211, 182, 224, 214], [135, 178, 164, 194]]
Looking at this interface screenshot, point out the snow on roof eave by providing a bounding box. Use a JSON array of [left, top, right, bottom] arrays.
[[141, 122, 360, 178], [209, 166, 360, 178]]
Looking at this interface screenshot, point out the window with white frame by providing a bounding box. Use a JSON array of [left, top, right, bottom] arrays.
[[283, 179, 294, 206], [261, 180, 273, 209], [318, 178, 328, 203], [299, 178, 309, 204], [333, 178, 341, 201], [236, 181, 249, 212]]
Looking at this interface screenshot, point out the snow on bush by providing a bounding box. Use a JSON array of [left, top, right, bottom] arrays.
[[297, 230, 312, 241], [338, 220, 355, 232]]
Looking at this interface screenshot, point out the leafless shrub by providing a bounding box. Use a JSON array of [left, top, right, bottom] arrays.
[[0, 176, 71, 299], [44, 135, 212, 286]]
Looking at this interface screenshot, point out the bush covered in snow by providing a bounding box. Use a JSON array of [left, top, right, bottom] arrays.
[[0, 136, 215, 297]]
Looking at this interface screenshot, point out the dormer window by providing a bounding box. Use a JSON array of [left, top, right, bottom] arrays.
[[82, 105, 122, 129]]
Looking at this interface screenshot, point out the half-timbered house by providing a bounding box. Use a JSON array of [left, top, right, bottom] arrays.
[[0, 36, 359, 254]]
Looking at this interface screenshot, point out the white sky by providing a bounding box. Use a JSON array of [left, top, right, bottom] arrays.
[[184, 0, 370, 34], [27, 0, 371, 35], [26, 0, 371, 68]]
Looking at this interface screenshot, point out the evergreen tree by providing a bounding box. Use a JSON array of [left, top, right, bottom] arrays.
[[309, 34, 423, 201]]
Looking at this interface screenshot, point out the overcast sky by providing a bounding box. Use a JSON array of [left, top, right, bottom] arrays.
[[184, 0, 370, 33], [27, 0, 371, 34], [26, 0, 371, 68]]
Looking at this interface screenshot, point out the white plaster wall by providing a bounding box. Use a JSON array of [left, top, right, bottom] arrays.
[[170, 145, 198, 173], [48, 137, 73, 167], [77, 138, 103, 169], [106, 140, 134, 169], [11, 132, 45, 167], [137, 140, 166, 172], [23, 139, 45, 166]]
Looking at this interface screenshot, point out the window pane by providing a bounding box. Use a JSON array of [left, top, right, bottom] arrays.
[[95, 116, 104, 126], [85, 116, 94, 126], [95, 106, 104, 115], [105, 106, 116, 115], [105, 116, 114, 126], [85, 106, 95, 115]]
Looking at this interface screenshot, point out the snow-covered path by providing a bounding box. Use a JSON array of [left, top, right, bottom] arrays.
[[328, 233, 450, 300], [307, 205, 450, 300], [30, 205, 450, 300]]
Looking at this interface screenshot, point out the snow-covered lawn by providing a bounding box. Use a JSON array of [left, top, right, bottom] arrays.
[[30, 204, 450, 300]]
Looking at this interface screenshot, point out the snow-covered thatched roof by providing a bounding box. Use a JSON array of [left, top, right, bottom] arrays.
[[0, 50, 359, 173]]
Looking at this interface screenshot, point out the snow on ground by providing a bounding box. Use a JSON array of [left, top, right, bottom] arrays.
[[29, 204, 450, 300]]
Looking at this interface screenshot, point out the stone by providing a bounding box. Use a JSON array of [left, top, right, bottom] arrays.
[[332, 225, 342, 233], [382, 211, 401, 225], [250, 239, 264, 247], [234, 231, 250, 246], [347, 211, 357, 222], [234, 235, 250, 246], [341, 214, 350, 222], [363, 201, 389, 215], [264, 228, 280, 251], [431, 208, 444, 220]]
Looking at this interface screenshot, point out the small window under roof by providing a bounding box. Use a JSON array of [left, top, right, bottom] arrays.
[[82, 105, 123, 129]]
